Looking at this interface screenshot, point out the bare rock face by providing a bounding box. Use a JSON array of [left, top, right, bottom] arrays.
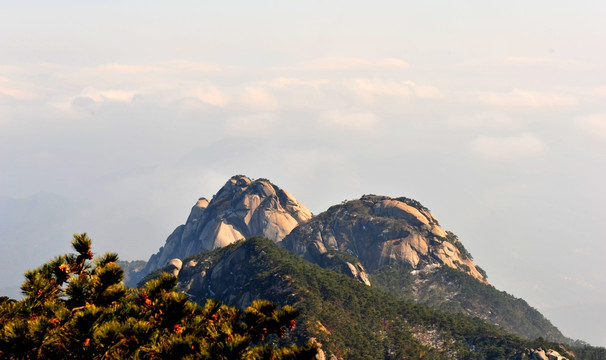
[[282, 195, 487, 283], [509, 348, 570, 360], [345, 262, 371, 286], [143, 175, 311, 273], [166, 258, 182, 277], [544, 349, 568, 360]]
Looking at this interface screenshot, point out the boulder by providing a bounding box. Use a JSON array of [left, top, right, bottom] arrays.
[[166, 258, 182, 278]]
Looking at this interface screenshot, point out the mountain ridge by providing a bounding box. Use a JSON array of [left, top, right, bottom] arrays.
[[282, 194, 487, 283], [133, 174, 599, 354], [147, 236, 580, 360]]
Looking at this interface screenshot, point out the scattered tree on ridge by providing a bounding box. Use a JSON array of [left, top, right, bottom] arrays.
[[0, 233, 318, 359]]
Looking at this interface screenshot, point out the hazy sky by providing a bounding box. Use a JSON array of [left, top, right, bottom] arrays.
[[2, 1, 606, 346]]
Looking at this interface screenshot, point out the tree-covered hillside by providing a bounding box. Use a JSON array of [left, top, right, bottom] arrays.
[[5, 233, 605, 359], [0, 234, 317, 359], [371, 263, 568, 343], [280, 195, 575, 347], [165, 236, 581, 359]]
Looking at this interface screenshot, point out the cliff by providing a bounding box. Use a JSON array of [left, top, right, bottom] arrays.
[[282, 194, 487, 283], [143, 175, 311, 274]]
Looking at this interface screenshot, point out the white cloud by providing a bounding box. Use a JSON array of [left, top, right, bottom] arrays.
[[0, 74, 39, 100], [292, 57, 409, 71], [346, 78, 412, 101], [187, 85, 229, 107], [446, 112, 519, 130], [476, 89, 578, 107], [224, 113, 277, 136], [0, 87, 38, 100], [239, 86, 278, 110], [94, 61, 222, 75], [577, 113, 606, 138], [591, 86, 606, 96], [318, 110, 379, 131], [300, 56, 373, 70], [502, 56, 590, 70], [410, 84, 444, 99], [0, 61, 228, 116], [376, 58, 410, 68], [345, 79, 443, 102], [503, 56, 554, 65], [44, 88, 139, 115], [164, 60, 223, 73], [471, 133, 548, 159], [96, 64, 166, 74], [265, 77, 329, 89], [80, 88, 139, 102]]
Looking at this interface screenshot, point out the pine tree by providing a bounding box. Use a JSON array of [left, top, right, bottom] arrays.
[[0, 233, 318, 359]]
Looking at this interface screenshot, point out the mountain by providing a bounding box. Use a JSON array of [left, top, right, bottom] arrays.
[[116, 259, 147, 286], [145, 236, 577, 360], [372, 264, 569, 344], [282, 194, 486, 282], [281, 195, 569, 344], [142, 175, 311, 275], [136, 175, 602, 355]]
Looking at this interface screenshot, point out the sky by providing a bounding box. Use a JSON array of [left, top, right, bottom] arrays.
[[1, 0, 606, 346]]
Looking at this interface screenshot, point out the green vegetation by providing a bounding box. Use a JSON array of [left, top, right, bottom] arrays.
[[280, 195, 606, 356], [571, 345, 606, 360], [393, 196, 430, 212], [369, 263, 416, 299], [444, 231, 473, 261], [9, 234, 602, 359], [0, 234, 317, 359], [173, 237, 577, 359], [371, 263, 570, 345]]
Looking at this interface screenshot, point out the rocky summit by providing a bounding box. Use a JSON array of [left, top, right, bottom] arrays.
[[143, 175, 311, 273], [277, 195, 571, 344], [282, 194, 487, 283]]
